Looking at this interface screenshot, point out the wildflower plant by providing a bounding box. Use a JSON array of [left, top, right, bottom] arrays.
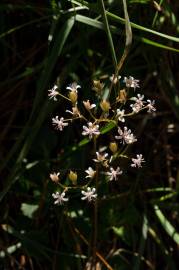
[[48, 77, 156, 205]]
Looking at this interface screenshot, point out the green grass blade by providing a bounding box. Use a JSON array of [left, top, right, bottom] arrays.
[[115, 0, 132, 74], [98, 0, 117, 68], [75, 14, 179, 53], [154, 205, 179, 244], [133, 215, 148, 270], [71, 0, 179, 43], [31, 16, 75, 116], [0, 17, 75, 202], [107, 11, 179, 43]]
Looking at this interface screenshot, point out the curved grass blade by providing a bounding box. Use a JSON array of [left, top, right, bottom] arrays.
[[75, 15, 179, 53], [107, 11, 179, 43], [71, 0, 179, 43]]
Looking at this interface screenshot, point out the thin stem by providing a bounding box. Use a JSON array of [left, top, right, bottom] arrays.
[[98, 0, 117, 69], [92, 137, 98, 268], [57, 92, 71, 101]]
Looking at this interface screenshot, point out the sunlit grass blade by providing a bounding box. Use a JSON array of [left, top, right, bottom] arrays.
[[154, 205, 179, 244]]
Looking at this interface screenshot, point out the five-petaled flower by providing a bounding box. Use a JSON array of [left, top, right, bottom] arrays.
[[124, 76, 140, 90], [146, 99, 156, 113], [130, 94, 144, 113], [52, 116, 68, 131], [106, 167, 123, 181], [52, 191, 69, 205], [85, 167, 96, 179], [115, 126, 137, 144], [93, 151, 108, 165], [81, 187, 97, 202], [131, 154, 145, 168], [82, 122, 100, 139], [48, 85, 59, 101]]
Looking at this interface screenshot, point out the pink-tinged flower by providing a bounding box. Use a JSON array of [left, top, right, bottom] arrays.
[[52, 191, 69, 205], [85, 167, 96, 179], [146, 99, 156, 113], [115, 126, 137, 144], [83, 100, 96, 110], [116, 109, 125, 122], [93, 151, 108, 163], [48, 85, 59, 101], [50, 172, 60, 183], [124, 76, 140, 90], [81, 187, 97, 202], [130, 94, 144, 113], [131, 154, 145, 168], [82, 122, 100, 139], [106, 167, 123, 181], [66, 82, 81, 93], [52, 116, 68, 131]]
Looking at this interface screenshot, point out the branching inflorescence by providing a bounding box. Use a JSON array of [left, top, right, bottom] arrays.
[[48, 76, 156, 205]]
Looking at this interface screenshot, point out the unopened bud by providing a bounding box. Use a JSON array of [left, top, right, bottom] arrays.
[[92, 80, 104, 93], [100, 99, 111, 112], [116, 89, 127, 103], [109, 142, 118, 153], [69, 91, 78, 104], [68, 170, 77, 185]]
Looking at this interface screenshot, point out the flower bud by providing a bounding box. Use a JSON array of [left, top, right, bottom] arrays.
[[109, 142, 118, 153], [69, 91, 78, 104], [92, 80, 104, 93], [68, 170, 77, 185], [116, 89, 127, 103], [100, 99, 111, 112]]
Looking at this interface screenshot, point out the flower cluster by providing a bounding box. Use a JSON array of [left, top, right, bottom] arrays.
[[48, 76, 155, 205]]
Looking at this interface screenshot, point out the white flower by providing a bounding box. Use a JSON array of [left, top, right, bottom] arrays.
[[85, 167, 96, 179], [83, 100, 96, 110], [131, 154, 145, 168], [130, 94, 144, 113], [110, 74, 121, 84], [48, 85, 59, 101], [66, 106, 81, 117], [52, 191, 69, 205], [124, 76, 140, 90], [106, 167, 123, 181], [116, 109, 125, 122], [82, 122, 100, 139], [81, 187, 97, 202], [66, 82, 81, 93], [52, 116, 68, 131], [93, 151, 108, 163], [50, 172, 60, 183], [146, 99, 156, 113], [115, 126, 137, 144]]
